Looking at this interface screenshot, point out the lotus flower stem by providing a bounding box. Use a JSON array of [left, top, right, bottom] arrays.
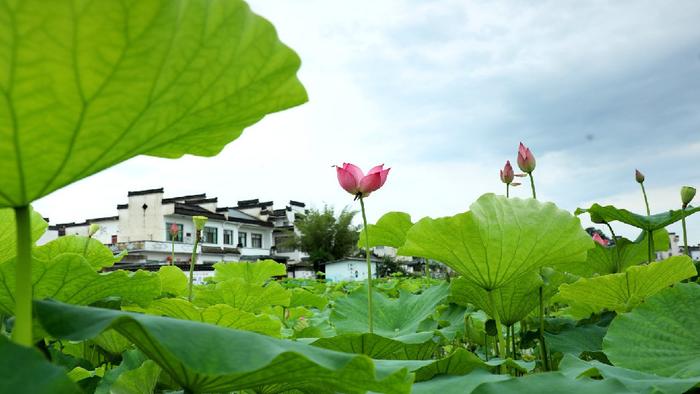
[[538, 287, 550, 371], [682, 213, 689, 257], [528, 173, 537, 199], [188, 231, 201, 302], [640, 183, 650, 216], [13, 206, 32, 346], [511, 325, 517, 359], [359, 196, 374, 334], [487, 290, 507, 373], [506, 183, 510, 198], [484, 333, 489, 361], [604, 222, 621, 272]]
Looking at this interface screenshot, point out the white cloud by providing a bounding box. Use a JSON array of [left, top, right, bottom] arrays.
[[33, 0, 700, 249]]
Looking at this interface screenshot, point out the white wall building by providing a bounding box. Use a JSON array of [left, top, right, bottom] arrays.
[[49, 189, 311, 279], [323, 257, 379, 282], [657, 232, 681, 260]]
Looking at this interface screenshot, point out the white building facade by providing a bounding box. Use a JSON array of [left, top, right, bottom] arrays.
[[49, 189, 310, 276]]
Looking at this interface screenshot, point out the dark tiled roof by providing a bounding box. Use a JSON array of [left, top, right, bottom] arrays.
[[128, 188, 164, 196], [173, 203, 226, 220], [237, 199, 273, 209], [227, 216, 274, 227], [184, 197, 218, 205], [289, 200, 306, 208], [117, 204, 128, 209], [162, 193, 207, 204], [87, 216, 119, 223], [237, 199, 260, 207]]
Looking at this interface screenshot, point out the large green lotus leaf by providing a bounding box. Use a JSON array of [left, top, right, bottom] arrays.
[[311, 333, 438, 360], [0, 335, 79, 393], [157, 265, 188, 297], [35, 300, 414, 394], [331, 283, 449, 338], [471, 372, 631, 394], [433, 304, 470, 341], [34, 235, 124, 270], [289, 287, 328, 309], [399, 194, 593, 290], [111, 360, 160, 394], [91, 329, 132, 356], [603, 283, 700, 378], [145, 298, 282, 337], [575, 204, 700, 231], [194, 278, 290, 312], [557, 256, 696, 318], [544, 318, 606, 357], [0, 0, 307, 207], [569, 229, 669, 277], [0, 207, 47, 263], [0, 254, 160, 315], [213, 259, 286, 284], [411, 370, 509, 394], [450, 272, 542, 326], [559, 353, 699, 394], [378, 350, 533, 383], [95, 349, 153, 394], [358, 212, 413, 249]]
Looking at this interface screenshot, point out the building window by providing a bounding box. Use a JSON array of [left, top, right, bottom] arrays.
[[275, 236, 294, 253], [251, 233, 263, 248], [111, 235, 118, 244], [223, 230, 234, 245], [165, 223, 183, 242], [203, 227, 218, 244], [238, 232, 247, 248]]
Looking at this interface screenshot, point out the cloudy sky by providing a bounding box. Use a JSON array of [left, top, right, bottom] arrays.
[[35, 0, 700, 244]]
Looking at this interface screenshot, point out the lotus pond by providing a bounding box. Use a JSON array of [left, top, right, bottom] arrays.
[[1, 1, 699, 393]]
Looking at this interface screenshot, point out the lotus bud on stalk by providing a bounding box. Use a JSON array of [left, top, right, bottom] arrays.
[[169, 223, 180, 265], [83, 223, 101, 256], [635, 169, 654, 262], [188, 216, 208, 301], [635, 169, 645, 184], [517, 142, 537, 199], [87, 223, 100, 238], [334, 162, 391, 334], [680, 186, 696, 257], [500, 161, 514, 198]]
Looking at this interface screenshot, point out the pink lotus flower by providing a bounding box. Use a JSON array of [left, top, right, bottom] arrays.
[[335, 163, 390, 198], [500, 161, 514, 184], [169, 223, 180, 238], [592, 233, 609, 246], [517, 142, 536, 173]]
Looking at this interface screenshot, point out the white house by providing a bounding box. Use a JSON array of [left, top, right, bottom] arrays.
[[657, 232, 681, 260], [323, 257, 380, 282], [47, 188, 312, 280]]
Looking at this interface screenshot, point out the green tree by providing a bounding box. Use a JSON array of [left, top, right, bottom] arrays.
[[289, 206, 359, 273]]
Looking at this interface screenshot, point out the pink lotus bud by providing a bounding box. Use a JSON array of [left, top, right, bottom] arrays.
[[335, 163, 390, 198], [592, 233, 609, 246], [517, 142, 536, 173], [500, 161, 514, 184], [169, 223, 180, 238], [635, 169, 645, 183]]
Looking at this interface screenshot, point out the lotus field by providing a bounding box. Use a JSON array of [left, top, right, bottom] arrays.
[[1, 1, 699, 393]]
